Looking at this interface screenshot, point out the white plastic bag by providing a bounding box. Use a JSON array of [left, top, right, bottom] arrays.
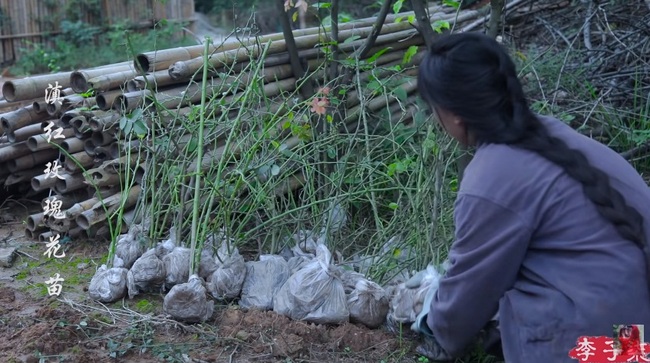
[[386, 265, 442, 332], [273, 244, 349, 325], [88, 264, 129, 303], [163, 247, 191, 288], [239, 255, 290, 310], [207, 248, 247, 300], [348, 279, 389, 329], [163, 274, 214, 323], [129, 248, 166, 297]]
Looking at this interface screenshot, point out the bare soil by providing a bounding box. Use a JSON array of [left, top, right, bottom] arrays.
[[0, 202, 421, 363]]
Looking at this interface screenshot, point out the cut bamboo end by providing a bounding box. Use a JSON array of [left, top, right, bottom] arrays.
[[7, 123, 44, 143], [32, 173, 60, 192], [25, 227, 47, 240], [70, 64, 135, 93], [4, 166, 43, 187], [8, 149, 59, 173], [62, 137, 85, 153], [91, 130, 115, 148], [64, 151, 94, 174], [1, 104, 50, 132], [84, 138, 97, 156], [1, 72, 73, 103], [26, 212, 45, 231], [113, 89, 152, 114], [96, 90, 123, 111], [39, 231, 55, 243], [26, 128, 75, 152], [55, 173, 87, 194]]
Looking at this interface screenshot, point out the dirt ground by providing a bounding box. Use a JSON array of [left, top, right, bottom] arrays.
[[0, 202, 423, 363]]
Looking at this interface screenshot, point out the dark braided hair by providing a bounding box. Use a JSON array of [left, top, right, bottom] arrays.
[[417, 32, 650, 284]]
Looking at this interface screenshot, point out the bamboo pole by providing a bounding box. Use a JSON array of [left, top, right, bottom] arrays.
[[96, 89, 125, 111], [64, 150, 95, 173], [90, 130, 115, 148], [7, 149, 58, 172], [0, 141, 32, 163], [4, 166, 43, 186], [134, 4, 445, 72], [70, 64, 136, 93], [7, 123, 44, 143], [167, 20, 428, 81], [32, 172, 62, 192], [27, 128, 75, 152], [88, 112, 120, 132], [61, 137, 86, 154], [71, 115, 94, 139], [54, 172, 87, 194], [0, 104, 50, 133], [26, 212, 45, 231], [42, 190, 92, 212], [2, 72, 74, 103], [76, 184, 141, 230], [87, 70, 140, 93], [113, 89, 152, 114], [65, 196, 101, 219], [25, 227, 48, 240]]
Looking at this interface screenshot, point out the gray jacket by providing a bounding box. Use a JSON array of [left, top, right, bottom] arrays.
[[427, 115, 650, 362]]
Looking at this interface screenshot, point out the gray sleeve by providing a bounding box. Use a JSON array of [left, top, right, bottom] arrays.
[[427, 193, 533, 356]]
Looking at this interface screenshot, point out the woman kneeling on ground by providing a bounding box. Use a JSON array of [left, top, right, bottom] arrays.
[[411, 32, 650, 362]]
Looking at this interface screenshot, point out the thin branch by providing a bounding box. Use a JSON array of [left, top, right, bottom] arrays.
[[487, 0, 505, 39], [328, 0, 340, 83], [276, 0, 313, 100], [356, 0, 394, 59], [621, 141, 650, 161], [410, 0, 437, 49]]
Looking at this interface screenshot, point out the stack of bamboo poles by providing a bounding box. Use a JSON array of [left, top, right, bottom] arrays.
[[0, 4, 518, 242]]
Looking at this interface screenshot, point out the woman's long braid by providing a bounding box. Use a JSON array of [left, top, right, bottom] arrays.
[[501, 62, 650, 287]]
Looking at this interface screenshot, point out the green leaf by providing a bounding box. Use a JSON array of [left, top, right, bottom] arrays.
[[402, 45, 419, 65], [327, 146, 337, 159], [312, 2, 331, 8], [443, 0, 461, 9], [388, 202, 398, 210], [119, 116, 128, 131], [393, 87, 407, 102], [393, 0, 405, 14], [133, 120, 148, 137], [271, 165, 281, 176], [432, 20, 451, 34], [343, 35, 361, 44], [186, 136, 198, 153], [407, 14, 416, 24], [367, 47, 392, 64], [292, 11, 298, 22]]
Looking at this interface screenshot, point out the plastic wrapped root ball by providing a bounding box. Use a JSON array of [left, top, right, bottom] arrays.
[[348, 279, 390, 329], [239, 255, 291, 310], [113, 233, 145, 269], [129, 248, 166, 298], [163, 246, 191, 288], [273, 244, 349, 325], [163, 275, 214, 323], [386, 265, 442, 333], [207, 248, 247, 300], [88, 264, 129, 303]]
